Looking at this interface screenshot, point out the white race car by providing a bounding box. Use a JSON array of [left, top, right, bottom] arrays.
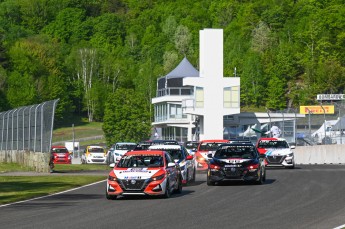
[[148, 144, 196, 184], [256, 138, 295, 169], [106, 142, 137, 166]]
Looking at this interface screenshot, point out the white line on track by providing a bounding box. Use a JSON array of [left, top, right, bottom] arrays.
[[0, 179, 106, 208], [333, 224, 345, 229]]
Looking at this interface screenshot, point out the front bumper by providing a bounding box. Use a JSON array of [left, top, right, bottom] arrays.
[[208, 167, 260, 182], [87, 157, 106, 164], [265, 155, 294, 168], [107, 178, 168, 196]]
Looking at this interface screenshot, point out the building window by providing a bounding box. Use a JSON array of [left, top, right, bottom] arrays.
[[162, 127, 188, 142], [154, 103, 167, 122], [224, 86, 239, 108], [169, 104, 187, 119], [196, 87, 204, 108]]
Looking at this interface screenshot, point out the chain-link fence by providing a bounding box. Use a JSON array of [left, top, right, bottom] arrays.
[[0, 99, 59, 153], [295, 101, 345, 146], [237, 103, 345, 146]]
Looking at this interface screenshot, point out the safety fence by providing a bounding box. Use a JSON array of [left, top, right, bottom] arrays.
[[295, 101, 345, 146], [0, 99, 59, 153], [257, 101, 345, 146]]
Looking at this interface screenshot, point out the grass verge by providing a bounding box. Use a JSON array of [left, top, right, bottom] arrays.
[[0, 176, 106, 205], [54, 163, 110, 171], [0, 162, 110, 205], [0, 163, 35, 173]]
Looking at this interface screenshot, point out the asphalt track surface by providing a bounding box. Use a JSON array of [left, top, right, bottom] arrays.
[[1, 165, 345, 229]]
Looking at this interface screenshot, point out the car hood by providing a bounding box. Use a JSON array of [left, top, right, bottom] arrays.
[[114, 168, 160, 179], [261, 148, 292, 156], [113, 150, 129, 155], [213, 158, 254, 166]]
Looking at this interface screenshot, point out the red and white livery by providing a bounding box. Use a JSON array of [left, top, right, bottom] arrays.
[[106, 150, 182, 199]]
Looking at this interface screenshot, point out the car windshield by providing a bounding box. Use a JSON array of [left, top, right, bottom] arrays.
[[166, 149, 184, 160], [88, 147, 104, 153], [117, 155, 164, 168], [115, 144, 137, 150], [214, 146, 256, 159], [52, 148, 68, 153], [199, 142, 225, 151], [258, 140, 288, 148], [185, 142, 198, 149]]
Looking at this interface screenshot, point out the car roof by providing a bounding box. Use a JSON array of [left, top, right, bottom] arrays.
[[258, 138, 287, 141], [87, 145, 104, 148], [125, 150, 165, 156], [115, 142, 137, 145], [199, 139, 229, 143], [226, 142, 255, 146], [148, 144, 181, 150], [51, 145, 67, 148]]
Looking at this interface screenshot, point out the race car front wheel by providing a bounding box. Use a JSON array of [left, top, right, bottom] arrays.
[[163, 180, 171, 198], [106, 190, 117, 200], [255, 170, 264, 185], [207, 174, 215, 186]]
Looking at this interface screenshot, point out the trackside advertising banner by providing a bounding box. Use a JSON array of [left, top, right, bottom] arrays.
[[300, 105, 334, 114]]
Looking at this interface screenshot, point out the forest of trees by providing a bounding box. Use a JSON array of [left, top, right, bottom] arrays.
[[0, 0, 344, 143]]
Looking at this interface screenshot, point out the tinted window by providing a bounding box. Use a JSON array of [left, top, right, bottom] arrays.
[[199, 142, 225, 151], [214, 146, 256, 159]]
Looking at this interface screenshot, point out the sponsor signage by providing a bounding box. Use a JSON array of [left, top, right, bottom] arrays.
[[300, 105, 334, 114], [317, 94, 345, 100]]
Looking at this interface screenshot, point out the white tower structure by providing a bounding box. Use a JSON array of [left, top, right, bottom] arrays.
[[183, 29, 240, 140]]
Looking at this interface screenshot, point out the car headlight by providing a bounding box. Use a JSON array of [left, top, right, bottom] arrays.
[[108, 175, 117, 181], [286, 153, 294, 157], [151, 173, 165, 181]]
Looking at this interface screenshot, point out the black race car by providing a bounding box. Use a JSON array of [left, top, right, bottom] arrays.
[[207, 142, 266, 185]]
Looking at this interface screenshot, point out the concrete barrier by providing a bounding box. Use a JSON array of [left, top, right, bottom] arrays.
[[294, 145, 345, 164], [1, 145, 344, 171], [0, 150, 50, 172]]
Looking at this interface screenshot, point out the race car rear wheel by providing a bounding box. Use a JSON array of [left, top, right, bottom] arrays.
[[175, 176, 182, 194], [191, 168, 196, 183], [255, 170, 264, 185]]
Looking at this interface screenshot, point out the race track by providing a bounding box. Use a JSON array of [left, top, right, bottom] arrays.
[[1, 165, 345, 229]]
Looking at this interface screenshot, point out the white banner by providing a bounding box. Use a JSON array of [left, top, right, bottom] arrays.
[[317, 94, 345, 100]]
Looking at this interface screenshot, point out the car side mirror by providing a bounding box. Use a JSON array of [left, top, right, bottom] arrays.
[[109, 163, 115, 168], [207, 153, 213, 158]]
